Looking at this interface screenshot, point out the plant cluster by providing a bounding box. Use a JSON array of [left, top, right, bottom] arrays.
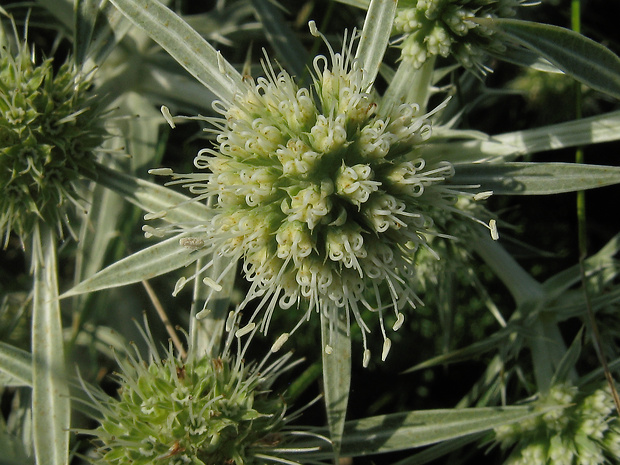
[[1, 1, 620, 465]]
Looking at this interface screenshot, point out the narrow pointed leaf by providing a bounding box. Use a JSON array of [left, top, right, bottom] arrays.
[[335, 0, 370, 8], [452, 162, 620, 195], [493, 110, 620, 156], [35, 0, 73, 31], [252, 0, 309, 80], [109, 0, 241, 102], [340, 405, 555, 455], [356, 0, 397, 89], [0, 342, 32, 387], [92, 163, 213, 225], [32, 226, 70, 465], [75, 0, 101, 64], [478, 18, 620, 100], [320, 312, 351, 460], [63, 232, 212, 297]]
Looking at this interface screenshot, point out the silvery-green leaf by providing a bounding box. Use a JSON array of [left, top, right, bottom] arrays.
[[542, 233, 620, 298], [0, 342, 32, 387], [63, 231, 211, 297], [35, 0, 73, 31], [492, 110, 620, 156], [252, 0, 309, 80], [488, 44, 561, 73], [356, 0, 397, 89], [109, 0, 241, 102], [320, 312, 351, 460], [31, 226, 69, 465], [452, 162, 620, 195], [335, 0, 370, 9], [93, 163, 213, 225], [339, 405, 556, 455], [479, 18, 620, 100], [75, 0, 100, 64]]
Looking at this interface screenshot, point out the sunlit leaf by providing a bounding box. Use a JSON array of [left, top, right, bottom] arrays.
[[321, 312, 351, 460], [340, 405, 556, 455], [479, 18, 620, 100], [92, 163, 213, 225], [452, 162, 620, 195], [109, 0, 241, 102], [63, 232, 211, 297], [0, 342, 32, 387], [31, 226, 69, 465], [356, 0, 397, 89]]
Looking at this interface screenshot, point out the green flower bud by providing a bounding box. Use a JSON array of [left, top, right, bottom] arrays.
[[0, 22, 107, 245], [393, 0, 529, 71], [85, 322, 314, 465], [494, 383, 620, 465]]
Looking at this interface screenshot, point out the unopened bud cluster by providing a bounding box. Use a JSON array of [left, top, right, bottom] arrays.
[[393, 0, 526, 70], [0, 32, 106, 243], [92, 346, 288, 465], [494, 383, 620, 465]]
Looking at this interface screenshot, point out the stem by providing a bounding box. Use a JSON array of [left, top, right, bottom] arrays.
[[571, 0, 620, 413], [142, 279, 186, 359]]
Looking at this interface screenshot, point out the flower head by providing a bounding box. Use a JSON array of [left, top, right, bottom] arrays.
[[0, 20, 107, 245], [393, 0, 530, 71], [494, 383, 620, 465], [154, 24, 494, 365], [85, 318, 321, 465]]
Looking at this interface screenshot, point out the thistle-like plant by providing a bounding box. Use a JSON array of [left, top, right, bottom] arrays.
[[494, 383, 620, 465], [0, 18, 107, 247], [392, 0, 531, 71], [151, 20, 497, 366], [83, 319, 326, 465]]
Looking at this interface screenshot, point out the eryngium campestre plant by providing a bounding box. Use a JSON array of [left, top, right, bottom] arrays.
[[494, 383, 620, 465], [86, 325, 309, 465], [393, 0, 530, 71], [0, 21, 106, 245], [152, 23, 495, 366]]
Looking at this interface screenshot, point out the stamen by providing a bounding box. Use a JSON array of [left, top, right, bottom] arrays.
[[271, 333, 289, 352], [160, 105, 176, 128], [235, 323, 256, 338]]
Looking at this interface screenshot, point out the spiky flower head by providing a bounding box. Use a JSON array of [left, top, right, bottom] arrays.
[[86, 320, 317, 465], [494, 383, 620, 465], [0, 20, 106, 245], [393, 0, 529, 71], [153, 23, 495, 366]]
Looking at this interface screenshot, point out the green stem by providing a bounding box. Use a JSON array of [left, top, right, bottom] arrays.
[[572, 0, 620, 413]]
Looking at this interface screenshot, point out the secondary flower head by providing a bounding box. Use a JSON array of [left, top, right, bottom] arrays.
[[154, 22, 495, 366], [393, 0, 530, 71], [86, 318, 319, 465], [494, 383, 620, 465], [0, 20, 106, 245]]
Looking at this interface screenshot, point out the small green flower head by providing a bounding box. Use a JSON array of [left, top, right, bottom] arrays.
[[393, 0, 529, 71], [155, 24, 495, 366], [88, 323, 304, 465], [0, 22, 106, 245], [494, 383, 620, 465]]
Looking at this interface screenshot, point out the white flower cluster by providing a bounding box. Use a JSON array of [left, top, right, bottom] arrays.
[[495, 383, 620, 465], [393, 0, 527, 70], [156, 26, 494, 365]]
